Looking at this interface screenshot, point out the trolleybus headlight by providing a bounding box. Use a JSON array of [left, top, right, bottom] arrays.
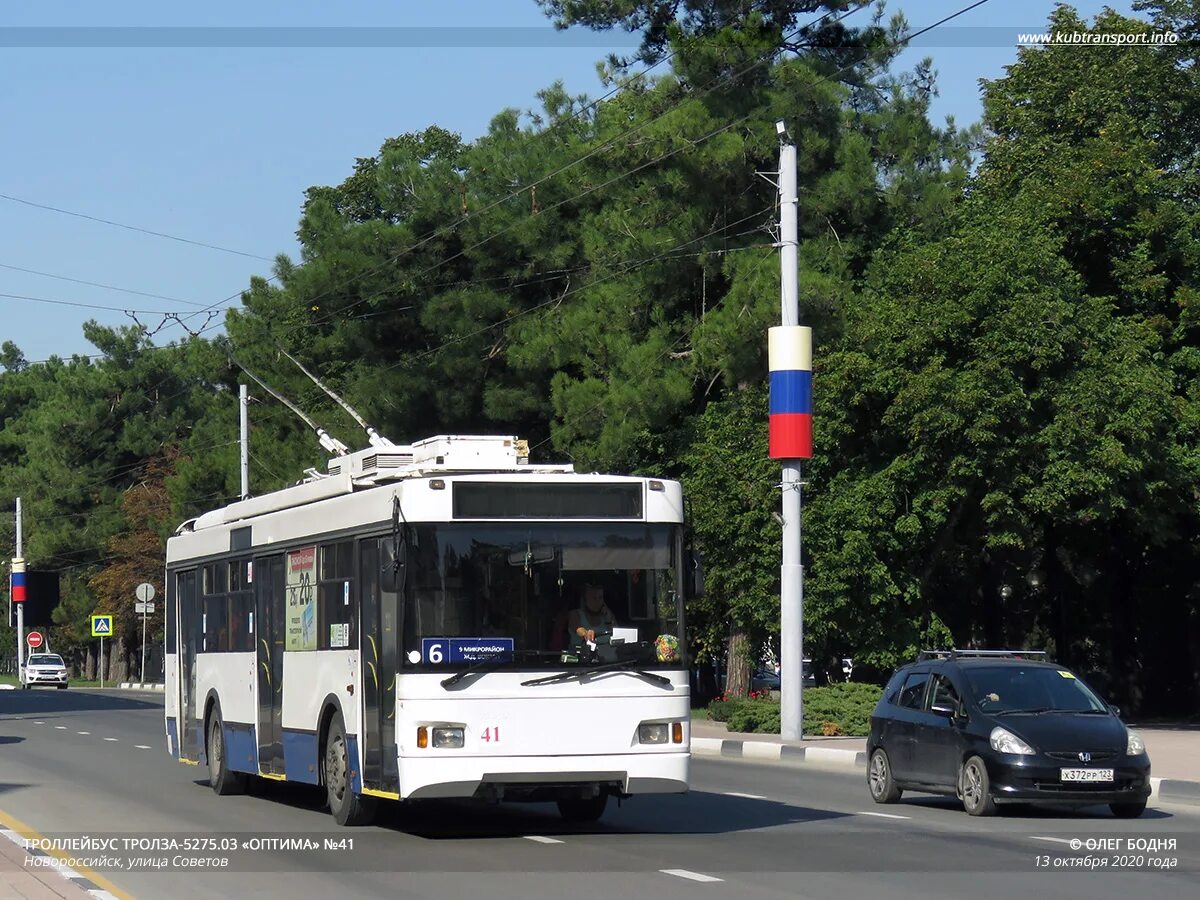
[[432, 726, 465, 749], [638, 723, 669, 745]]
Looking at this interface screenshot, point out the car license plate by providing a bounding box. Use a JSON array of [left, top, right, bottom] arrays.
[[1061, 768, 1114, 782]]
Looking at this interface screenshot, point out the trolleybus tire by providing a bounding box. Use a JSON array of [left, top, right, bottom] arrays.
[[323, 713, 376, 826], [557, 793, 608, 822], [207, 705, 247, 796]]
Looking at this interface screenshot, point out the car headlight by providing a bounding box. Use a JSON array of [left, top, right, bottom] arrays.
[[990, 726, 1035, 755], [1126, 730, 1145, 756], [638, 723, 670, 745]]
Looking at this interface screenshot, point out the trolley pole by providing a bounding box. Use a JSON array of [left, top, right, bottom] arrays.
[[769, 123, 812, 742], [240, 383, 250, 500]]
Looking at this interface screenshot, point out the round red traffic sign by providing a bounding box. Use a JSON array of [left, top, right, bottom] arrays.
[[26, 631, 44, 649]]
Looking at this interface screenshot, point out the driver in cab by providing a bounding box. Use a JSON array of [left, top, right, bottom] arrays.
[[568, 582, 615, 644]]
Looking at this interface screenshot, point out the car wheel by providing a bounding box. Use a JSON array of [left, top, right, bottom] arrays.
[[1110, 800, 1147, 819], [960, 756, 997, 817], [557, 793, 607, 822], [207, 707, 247, 796], [323, 713, 376, 826], [868, 748, 902, 803]]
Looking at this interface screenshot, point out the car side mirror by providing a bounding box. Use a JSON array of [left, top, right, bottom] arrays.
[[930, 704, 956, 719], [1109, 704, 1121, 718]]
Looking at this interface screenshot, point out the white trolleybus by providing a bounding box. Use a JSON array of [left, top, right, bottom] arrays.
[[164, 435, 698, 825]]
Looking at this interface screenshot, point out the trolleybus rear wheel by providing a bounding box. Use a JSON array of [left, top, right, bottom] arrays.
[[207, 706, 247, 796]]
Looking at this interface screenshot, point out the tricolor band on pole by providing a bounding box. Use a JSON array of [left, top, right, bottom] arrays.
[[768, 325, 813, 459], [10, 557, 25, 603]]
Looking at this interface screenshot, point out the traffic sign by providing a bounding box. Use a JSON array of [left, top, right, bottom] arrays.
[[26, 631, 43, 649], [135, 583, 155, 604], [91, 614, 112, 637], [135, 602, 155, 614]]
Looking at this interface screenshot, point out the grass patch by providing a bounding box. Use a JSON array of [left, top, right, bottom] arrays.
[[0, 674, 105, 688]]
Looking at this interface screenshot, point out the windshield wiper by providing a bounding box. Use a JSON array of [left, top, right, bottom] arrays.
[[521, 658, 672, 688], [996, 707, 1052, 715], [440, 649, 561, 688]]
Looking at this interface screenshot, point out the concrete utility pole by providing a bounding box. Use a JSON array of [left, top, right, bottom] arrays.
[[240, 383, 250, 500], [769, 123, 813, 741], [14, 498, 24, 672]]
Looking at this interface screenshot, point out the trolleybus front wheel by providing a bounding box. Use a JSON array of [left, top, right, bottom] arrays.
[[323, 713, 377, 827]]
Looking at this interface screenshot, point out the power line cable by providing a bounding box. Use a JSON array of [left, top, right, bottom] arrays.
[[0, 192, 274, 261], [0, 262, 209, 307]]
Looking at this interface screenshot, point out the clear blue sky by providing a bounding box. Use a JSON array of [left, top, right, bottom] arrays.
[[0, 1, 1136, 362]]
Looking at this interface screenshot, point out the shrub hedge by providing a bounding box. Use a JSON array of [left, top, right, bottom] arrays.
[[707, 683, 882, 736]]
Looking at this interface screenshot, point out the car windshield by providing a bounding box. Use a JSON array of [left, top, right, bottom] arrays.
[[963, 666, 1107, 713], [403, 523, 686, 670], [27, 655, 64, 666]]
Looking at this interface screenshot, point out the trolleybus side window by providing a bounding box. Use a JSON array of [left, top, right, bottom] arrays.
[[228, 559, 253, 652], [202, 562, 228, 652], [320, 541, 356, 650]]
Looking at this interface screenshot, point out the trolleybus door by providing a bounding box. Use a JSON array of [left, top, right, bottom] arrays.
[[255, 554, 286, 774], [177, 569, 200, 760], [360, 538, 400, 791]]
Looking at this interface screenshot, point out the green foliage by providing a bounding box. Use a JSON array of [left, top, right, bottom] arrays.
[[715, 683, 882, 735], [0, 3, 1196, 713]]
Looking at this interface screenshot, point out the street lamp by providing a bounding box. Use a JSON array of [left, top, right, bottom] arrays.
[[999, 584, 1013, 646], [1026, 570, 1043, 591]]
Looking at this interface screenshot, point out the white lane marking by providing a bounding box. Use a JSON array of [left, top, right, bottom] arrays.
[[135, 744, 152, 750], [54, 725, 67, 730], [857, 811, 910, 819], [523, 835, 564, 844], [103, 737, 119, 742], [724, 791, 769, 800], [33, 721, 45, 725], [77, 731, 91, 735], [1030, 836, 1075, 845], [660, 869, 724, 883]]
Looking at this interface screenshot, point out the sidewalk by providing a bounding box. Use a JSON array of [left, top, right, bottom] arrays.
[[691, 719, 1200, 805], [0, 828, 110, 899]]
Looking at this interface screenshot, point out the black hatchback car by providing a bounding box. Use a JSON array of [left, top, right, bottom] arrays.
[[866, 650, 1151, 817]]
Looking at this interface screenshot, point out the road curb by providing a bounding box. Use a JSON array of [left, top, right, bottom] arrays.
[[694, 740, 1200, 808], [118, 682, 164, 691], [1156, 777, 1200, 806], [692, 737, 865, 770]]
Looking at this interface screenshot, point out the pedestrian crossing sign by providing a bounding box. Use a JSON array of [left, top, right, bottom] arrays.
[[91, 614, 112, 637]]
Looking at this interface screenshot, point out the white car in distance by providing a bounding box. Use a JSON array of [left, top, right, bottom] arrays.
[[22, 653, 69, 690]]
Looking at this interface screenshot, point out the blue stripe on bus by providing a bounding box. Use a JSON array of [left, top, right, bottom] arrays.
[[224, 722, 258, 775], [283, 729, 320, 784], [347, 734, 362, 795]]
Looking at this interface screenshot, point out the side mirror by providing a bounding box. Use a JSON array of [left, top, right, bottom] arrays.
[[1109, 704, 1121, 718], [930, 704, 956, 719], [685, 550, 705, 600]]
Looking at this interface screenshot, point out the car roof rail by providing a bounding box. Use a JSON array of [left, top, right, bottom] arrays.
[[917, 648, 1049, 662]]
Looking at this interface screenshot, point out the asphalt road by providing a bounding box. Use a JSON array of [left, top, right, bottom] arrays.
[[1, 688, 1197, 900]]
